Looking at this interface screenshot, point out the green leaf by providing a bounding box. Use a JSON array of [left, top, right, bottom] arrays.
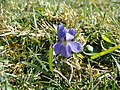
[[101, 34, 115, 44], [48, 46, 53, 72], [91, 44, 120, 59]]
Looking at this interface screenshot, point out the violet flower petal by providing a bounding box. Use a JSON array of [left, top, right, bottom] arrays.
[[68, 42, 82, 53], [69, 28, 76, 36], [66, 33, 74, 41], [60, 45, 71, 58], [57, 25, 67, 41], [53, 42, 62, 55]]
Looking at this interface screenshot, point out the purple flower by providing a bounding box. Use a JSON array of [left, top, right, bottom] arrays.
[[53, 25, 83, 58]]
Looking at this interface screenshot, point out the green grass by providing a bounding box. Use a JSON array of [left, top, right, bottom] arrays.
[[0, 0, 120, 89]]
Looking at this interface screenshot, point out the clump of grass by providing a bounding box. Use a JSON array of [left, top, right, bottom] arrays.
[[0, 0, 120, 89]]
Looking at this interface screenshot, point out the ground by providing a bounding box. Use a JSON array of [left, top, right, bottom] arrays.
[[0, 0, 120, 90]]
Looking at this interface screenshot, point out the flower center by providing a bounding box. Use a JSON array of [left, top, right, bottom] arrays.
[[61, 40, 68, 46]]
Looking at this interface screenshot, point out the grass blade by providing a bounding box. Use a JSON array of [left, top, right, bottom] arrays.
[[48, 46, 53, 72], [112, 56, 120, 75], [28, 47, 49, 72], [91, 44, 120, 59]]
